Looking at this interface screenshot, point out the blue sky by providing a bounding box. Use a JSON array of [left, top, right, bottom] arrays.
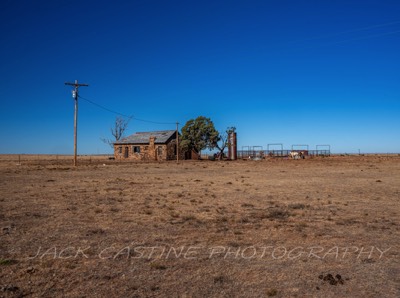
[[0, 0, 399, 154]]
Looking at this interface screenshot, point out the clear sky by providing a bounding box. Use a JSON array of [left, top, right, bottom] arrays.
[[0, 0, 399, 154]]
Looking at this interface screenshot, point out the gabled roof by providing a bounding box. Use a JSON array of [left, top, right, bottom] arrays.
[[115, 130, 176, 145]]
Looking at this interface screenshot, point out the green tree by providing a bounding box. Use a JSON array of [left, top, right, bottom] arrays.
[[180, 116, 220, 154]]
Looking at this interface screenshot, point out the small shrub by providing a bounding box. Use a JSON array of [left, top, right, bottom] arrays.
[[151, 285, 160, 291], [227, 241, 240, 248], [150, 262, 167, 270], [267, 209, 290, 220], [0, 259, 18, 266], [288, 203, 306, 210], [213, 275, 225, 284], [182, 215, 197, 221], [240, 217, 250, 223], [267, 289, 278, 296], [86, 228, 105, 235], [217, 216, 228, 223]]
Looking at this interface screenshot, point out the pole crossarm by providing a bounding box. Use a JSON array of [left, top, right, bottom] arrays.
[[65, 82, 89, 87]]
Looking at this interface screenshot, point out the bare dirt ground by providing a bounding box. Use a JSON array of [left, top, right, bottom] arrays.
[[1, 155, 399, 297]]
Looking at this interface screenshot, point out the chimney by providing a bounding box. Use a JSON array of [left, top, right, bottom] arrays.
[[149, 136, 156, 148], [149, 136, 156, 160]]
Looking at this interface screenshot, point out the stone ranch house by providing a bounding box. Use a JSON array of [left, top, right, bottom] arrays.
[[114, 130, 179, 161]]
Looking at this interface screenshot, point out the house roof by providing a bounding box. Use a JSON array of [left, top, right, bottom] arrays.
[[115, 130, 177, 145]]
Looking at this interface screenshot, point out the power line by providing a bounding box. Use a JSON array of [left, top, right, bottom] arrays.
[[78, 95, 176, 125], [288, 20, 400, 45], [278, 29, 400, 54], [132, 116, 177, 125], [324, 30, 400, 46], [78, 95, 133, 119]]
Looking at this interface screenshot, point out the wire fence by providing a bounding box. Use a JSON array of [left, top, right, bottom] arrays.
[[237, 149, 331, 159]]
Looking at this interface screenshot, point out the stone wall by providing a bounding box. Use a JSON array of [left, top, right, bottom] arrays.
[[114, 143, 168, 161], [166, 140, 186, 160], [114, 141, 183, 161], [114, 137, 189, 161]]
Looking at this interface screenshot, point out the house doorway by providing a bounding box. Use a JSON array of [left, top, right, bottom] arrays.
[[124, 146, 129, 158], [157, 146, 163, 160]]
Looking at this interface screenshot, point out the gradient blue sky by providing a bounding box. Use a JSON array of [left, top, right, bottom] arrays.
[[1, 0, 399, 154]]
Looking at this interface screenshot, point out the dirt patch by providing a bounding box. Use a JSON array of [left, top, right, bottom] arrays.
[[0, 155, 399, 297]]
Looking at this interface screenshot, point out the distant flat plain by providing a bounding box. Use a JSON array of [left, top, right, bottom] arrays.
[[1, 155, 399, 297]]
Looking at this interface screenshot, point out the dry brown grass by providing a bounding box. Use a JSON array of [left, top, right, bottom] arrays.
[[0, 155, 399, 297]]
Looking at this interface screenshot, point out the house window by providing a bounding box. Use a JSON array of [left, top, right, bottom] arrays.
[[133, 146, 140, 153], [157, 146, 163, 156], [118, 146, 122, 154]]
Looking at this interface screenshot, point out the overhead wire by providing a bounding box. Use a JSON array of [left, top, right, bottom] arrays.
[[78, 95, 132, 119], [77, 95, 176, 125], [322, 30, 400, 46], [288, 20, 400, 45]]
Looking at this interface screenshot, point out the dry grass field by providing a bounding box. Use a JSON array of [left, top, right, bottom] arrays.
[[0, 155, 399, 297]]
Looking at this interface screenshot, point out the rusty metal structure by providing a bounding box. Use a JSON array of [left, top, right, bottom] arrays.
[[228, 132, 237, 160]]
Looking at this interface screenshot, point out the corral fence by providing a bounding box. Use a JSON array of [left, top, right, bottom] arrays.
[[237, 148, 331, 159], [237, 144, 331, 159], [2, 154, 115, 166]]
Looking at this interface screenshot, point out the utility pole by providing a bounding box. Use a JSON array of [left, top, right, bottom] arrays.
[[176, 122, 179, 163], [65, 80, 89, 166]]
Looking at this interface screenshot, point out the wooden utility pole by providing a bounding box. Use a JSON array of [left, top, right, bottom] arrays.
[[65, 80, 89, 166], [176, 122, 179, 163]]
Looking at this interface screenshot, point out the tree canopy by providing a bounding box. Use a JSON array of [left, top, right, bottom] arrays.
[[180, 116, 220, 153]]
